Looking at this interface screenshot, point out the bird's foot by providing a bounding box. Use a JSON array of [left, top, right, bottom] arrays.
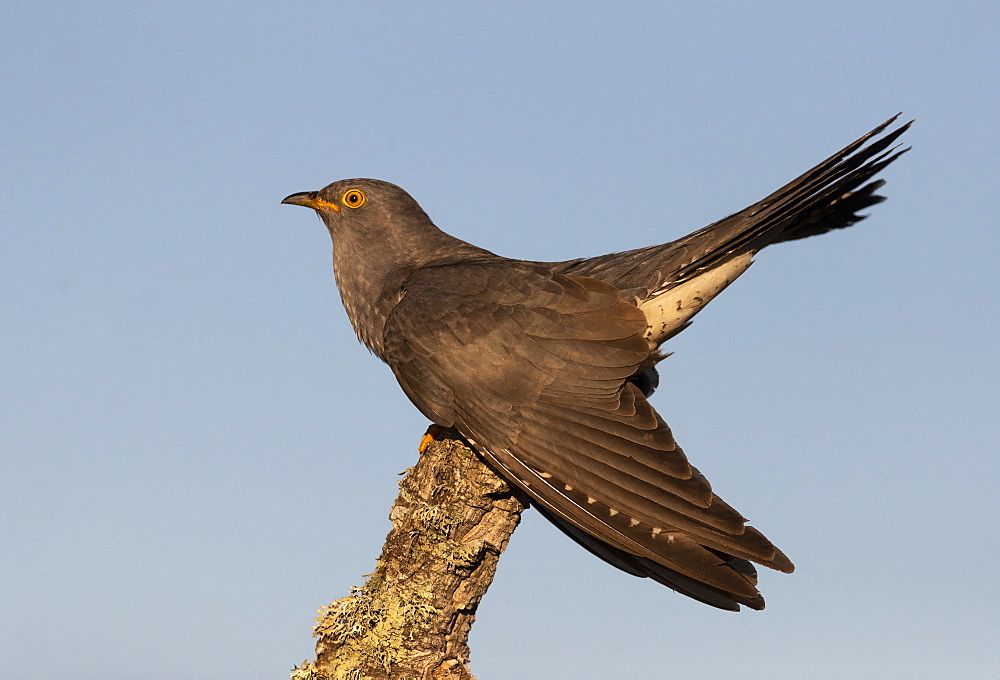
[[419, 424, 445, 453]]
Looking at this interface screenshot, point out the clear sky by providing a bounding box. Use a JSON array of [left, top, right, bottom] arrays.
[[3, 2, 998, 679]]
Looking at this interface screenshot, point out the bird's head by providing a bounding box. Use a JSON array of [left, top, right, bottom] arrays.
[[281, 178, 431, 240]]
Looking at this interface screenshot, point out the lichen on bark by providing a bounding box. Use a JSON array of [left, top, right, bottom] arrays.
[[291, 430, 529, 680]]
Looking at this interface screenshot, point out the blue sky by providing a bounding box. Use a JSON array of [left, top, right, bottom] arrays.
[[3, 2, 998, 678]]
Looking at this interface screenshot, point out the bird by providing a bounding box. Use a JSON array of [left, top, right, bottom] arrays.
[[282, 115, 910, 611]]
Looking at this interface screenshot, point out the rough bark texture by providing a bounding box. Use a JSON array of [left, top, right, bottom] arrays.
[[291, 429, 529, 680]]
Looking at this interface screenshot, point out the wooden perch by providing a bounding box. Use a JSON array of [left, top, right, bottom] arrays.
[[292, 430, 529, 680]]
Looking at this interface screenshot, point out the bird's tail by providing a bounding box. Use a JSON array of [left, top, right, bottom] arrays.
[[556, 116, 911, 295]]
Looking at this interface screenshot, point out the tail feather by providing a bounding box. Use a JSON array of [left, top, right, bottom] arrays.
[[553, 116, 911, 296]]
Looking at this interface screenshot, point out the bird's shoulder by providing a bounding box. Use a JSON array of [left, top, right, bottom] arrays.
[[385, 258, 649, 353], [381, 259, 651, 412]]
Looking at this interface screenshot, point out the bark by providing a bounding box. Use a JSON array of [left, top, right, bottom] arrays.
[[291, 428, 529, 680]]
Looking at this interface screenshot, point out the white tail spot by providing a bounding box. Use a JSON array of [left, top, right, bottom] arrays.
[[639, 254, 754, 347]]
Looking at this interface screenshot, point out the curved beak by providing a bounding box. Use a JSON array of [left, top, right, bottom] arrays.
[[282, 191, 319, 208], [281, 191, 341, 212]]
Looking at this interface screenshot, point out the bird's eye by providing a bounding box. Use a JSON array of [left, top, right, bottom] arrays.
[[342, 189, 366, 208]]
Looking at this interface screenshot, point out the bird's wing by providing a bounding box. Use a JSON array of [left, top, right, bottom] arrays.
[[383, 261, 792, 610], [553, 115, 911, 297]]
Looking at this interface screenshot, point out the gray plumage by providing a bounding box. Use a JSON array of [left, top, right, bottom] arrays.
[[282, 116, 910, 610]]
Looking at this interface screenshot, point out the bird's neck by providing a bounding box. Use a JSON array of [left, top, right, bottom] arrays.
[[330, 222, 494, 359]]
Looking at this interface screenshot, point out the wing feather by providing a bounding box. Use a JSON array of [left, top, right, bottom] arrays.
[[384, 261, 793, 609]]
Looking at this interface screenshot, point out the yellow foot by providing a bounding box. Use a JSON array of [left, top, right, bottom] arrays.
[[419, 424, 444, 453]]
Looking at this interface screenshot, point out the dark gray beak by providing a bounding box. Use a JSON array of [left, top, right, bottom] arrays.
[[281, 191, 318, 207]]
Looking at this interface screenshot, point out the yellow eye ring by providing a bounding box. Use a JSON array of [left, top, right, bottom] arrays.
[[342, 189, 366, 208]]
